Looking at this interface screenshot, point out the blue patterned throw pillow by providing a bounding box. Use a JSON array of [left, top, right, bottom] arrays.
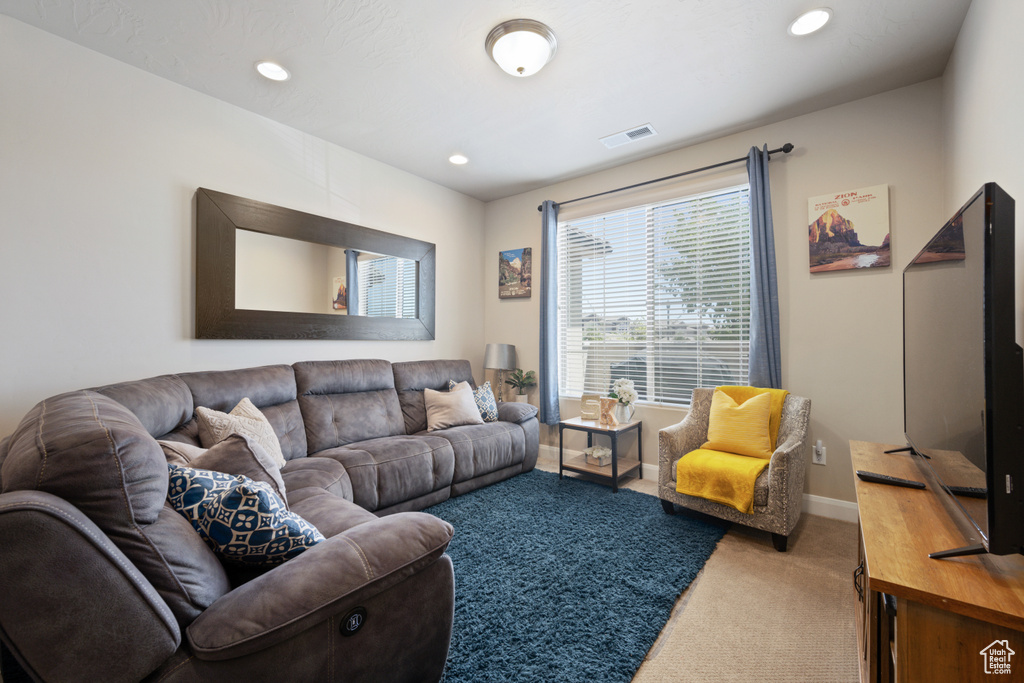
[[167, 465, 324, 566], [448, 379, 499, 422]]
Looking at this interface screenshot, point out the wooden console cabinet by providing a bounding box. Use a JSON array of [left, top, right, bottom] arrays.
[[851, 440, 1024, 682]]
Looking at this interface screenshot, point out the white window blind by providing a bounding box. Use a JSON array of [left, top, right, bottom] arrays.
[[358, 256, 417, 318], [557, 184, 751, 406]]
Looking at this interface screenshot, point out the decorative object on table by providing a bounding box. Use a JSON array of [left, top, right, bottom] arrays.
[[484, 343, 516, 401], [504, 368, 536, 403], [599, 397, 618, 426], [808, 184, 890, 273], [579, 393, 601, 420], [609, 377, 638, 424], [426, 469, 725, 683], [498, 247, 532, 298], [583, 445, 612, 467]]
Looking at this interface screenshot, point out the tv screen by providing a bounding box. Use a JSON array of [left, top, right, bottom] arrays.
[[903, 182, 1023, 557]]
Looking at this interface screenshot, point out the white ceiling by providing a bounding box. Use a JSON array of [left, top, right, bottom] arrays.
[[2, 0, 971, 202]]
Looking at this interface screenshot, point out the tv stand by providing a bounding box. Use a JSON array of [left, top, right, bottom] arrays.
[[851, 441, 1024, 682]]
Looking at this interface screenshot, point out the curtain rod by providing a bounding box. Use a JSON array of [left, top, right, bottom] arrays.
[[537, 143, 794, 212]]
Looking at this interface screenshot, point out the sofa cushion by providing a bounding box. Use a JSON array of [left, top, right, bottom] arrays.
[[392, 359, 475, 434], [0, 391, 231, 629], [424, 384, 484, 431], [159, 435, 287, 506], [167, 465, 324, 566], [180, 366, 307, 461], [425, 421, 526, 484], [280, 457, 353, 504], [293, 360, 406, 452], [315, 435, 455, 512], [287, 490, 378, 538], [94, 374, 194, 438], [196, 398, 287, 468]]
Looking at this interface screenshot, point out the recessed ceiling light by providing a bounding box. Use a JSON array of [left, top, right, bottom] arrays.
[[788, 8, 832, 36], [449, 154, 469, 165], [255, 61, 290, 81]]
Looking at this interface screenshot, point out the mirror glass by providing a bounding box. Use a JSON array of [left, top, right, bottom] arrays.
[[234, 229, 418, 318]]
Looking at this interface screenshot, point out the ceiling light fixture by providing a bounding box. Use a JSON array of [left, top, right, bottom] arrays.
[[255, 61, 290, 81], [788, 8, 832, 36], [485, 19, 557, 77], [449, 154, 469, 165]]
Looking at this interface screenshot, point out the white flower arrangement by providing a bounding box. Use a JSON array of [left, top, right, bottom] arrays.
[[609, 378, 638, 406]]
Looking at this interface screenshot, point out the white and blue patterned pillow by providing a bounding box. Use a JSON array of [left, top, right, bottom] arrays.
[[167, 465, 324, 566], [448, 379, 499, 422]]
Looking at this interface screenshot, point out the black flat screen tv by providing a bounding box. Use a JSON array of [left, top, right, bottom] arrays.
[[903, 182, 1024, 558]]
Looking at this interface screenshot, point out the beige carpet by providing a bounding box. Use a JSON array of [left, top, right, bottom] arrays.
[[536, 453, 860, 682]]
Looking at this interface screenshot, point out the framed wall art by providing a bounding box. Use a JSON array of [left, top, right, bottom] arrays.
[[498, 247, 532, 298], [808, 184, 890, 273]]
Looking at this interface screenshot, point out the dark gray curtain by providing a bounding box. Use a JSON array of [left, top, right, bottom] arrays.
[[539, 200, 560, 425], [345, 249, 359, 315], [746, 145, 782, 388]]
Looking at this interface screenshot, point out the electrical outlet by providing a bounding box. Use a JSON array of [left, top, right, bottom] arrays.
[[813, 440, 826, 466]]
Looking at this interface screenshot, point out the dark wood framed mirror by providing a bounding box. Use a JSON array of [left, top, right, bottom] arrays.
[[196, 188, 435, 340]]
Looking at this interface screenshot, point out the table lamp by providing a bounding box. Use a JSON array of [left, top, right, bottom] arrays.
[[484, 343, 516, 401]]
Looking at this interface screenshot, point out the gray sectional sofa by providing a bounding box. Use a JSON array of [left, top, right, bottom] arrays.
[[0, 358, 539, 683]]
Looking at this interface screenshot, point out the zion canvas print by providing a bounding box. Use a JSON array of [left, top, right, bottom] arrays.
[[499, 247, 531, 299], [808, 185, 890, 273]]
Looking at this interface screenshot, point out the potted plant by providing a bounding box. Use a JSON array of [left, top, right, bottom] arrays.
[[505, 369, 537, 403]]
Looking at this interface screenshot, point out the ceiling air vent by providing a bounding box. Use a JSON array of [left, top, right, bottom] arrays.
[[600, 123, 658, 149]]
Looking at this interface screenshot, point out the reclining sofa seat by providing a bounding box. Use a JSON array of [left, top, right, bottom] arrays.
[[0, 358, 538, 683]]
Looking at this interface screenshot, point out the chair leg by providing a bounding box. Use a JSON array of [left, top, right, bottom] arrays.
[[660, 498, 675, 515], [771, 533, 788, 552]]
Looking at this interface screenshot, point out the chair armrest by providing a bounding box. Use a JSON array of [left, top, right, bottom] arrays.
[[497, 401, 538, 424], [658, 410, 706, 472], [186, 511, 454, 661], [0, 490, 180, 683]]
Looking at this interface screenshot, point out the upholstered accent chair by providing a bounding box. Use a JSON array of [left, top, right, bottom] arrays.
[[658, 387, 812, 551]]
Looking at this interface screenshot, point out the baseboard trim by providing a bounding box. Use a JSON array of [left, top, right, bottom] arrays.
[[539, 445, 859, 522], [802, 493, 859, 522]]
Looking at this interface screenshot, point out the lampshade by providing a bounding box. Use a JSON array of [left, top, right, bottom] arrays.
[[484, 343, 517, 370], [485, 19, 557, 77]]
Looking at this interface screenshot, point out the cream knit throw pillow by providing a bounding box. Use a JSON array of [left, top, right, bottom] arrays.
[[195, 397, 287, 468]]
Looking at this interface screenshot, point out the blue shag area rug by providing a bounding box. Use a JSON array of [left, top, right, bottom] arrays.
[[426, 468, 727, 683]]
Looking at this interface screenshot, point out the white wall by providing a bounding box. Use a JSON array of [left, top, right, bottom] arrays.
[[0, 16, 485, 437], [484, 80, 947, 503], [943, 0, 1024, 342]]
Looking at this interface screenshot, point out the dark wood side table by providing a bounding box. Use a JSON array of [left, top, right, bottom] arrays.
[[558, 416, 642, 493]]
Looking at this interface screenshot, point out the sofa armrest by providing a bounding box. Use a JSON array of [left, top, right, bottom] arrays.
[[497, 401, 538, 424], [0, 490, 180, 683], [186, 511, 454, 660]]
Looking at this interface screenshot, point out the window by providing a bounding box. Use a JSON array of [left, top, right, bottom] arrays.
[[557, 184, 751, 406], [358, 255, 417, 318]]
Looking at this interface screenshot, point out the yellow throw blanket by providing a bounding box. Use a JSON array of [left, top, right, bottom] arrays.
[[676, 448, 769, 514]]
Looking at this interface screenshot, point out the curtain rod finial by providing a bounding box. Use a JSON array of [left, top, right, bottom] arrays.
[[782, 143, 794, 153]]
